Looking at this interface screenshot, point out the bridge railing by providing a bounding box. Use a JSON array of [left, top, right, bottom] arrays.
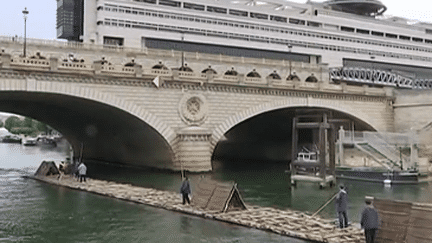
[[10, 57, 50, 69], [59, 62, 93, 71], [0, 52, 390, 97]]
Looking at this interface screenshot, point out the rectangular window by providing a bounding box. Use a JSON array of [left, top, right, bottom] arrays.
[[250, 12, 268, 20], [207, 6, 227, 14], [425, 39, 432, 44], [341, 26, 354, 32], [270, 15, 287, 22], [372, 31, 384, 37], [386, 33, 397, 39], [159, 0, 181, 7], [103, 36, 124, 46], [229, 9, 248, 17], [289, 18, 305, 25], [426, 29, 432, 34], [399, 35, 410, 41], [184, 2, 205, 11], [307, 21, 321, 27], [356, 29, 369, 34], [413, 37, 424, 42], [136, 0, 156, 3]]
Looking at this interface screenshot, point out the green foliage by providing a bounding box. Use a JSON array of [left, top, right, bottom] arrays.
[[4, 116, 22, 131], [11, 127, 36, 136], [4, 116, 50, 136]]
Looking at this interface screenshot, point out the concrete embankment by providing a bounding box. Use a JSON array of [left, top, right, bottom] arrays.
[[27, 175, 365, 243]]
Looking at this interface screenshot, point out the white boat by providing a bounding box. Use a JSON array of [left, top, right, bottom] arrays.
[[57, 0, 432, 88], [22, 138, 37, 146]]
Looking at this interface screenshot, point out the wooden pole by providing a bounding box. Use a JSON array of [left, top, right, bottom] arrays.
[[79, 142, 83, 163], [311, 192, 339, 218]]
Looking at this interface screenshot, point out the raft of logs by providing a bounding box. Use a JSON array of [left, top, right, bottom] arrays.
[[28, 175, 365, 243]]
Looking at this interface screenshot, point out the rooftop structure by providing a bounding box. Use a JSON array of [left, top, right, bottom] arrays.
[[56, 0, 432, 83]]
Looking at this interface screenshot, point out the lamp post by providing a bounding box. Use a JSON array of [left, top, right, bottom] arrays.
[[22, 7, 29, 57]]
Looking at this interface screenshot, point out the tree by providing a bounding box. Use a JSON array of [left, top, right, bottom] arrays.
[[4, 116, 22, 132], [23, 117, 33, 127]]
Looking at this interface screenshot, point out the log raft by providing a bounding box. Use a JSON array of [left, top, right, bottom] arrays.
[[27, 175, 365, 243]]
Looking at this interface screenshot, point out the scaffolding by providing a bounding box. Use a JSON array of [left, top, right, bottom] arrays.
[[290, 110, 336, 189]]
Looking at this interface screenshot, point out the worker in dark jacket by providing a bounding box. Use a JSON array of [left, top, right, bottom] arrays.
[[335, 185, 349, 228], [361, 196, 380, 243], [180, 177, 191, 205]]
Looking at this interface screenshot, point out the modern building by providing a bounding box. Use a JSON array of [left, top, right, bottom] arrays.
[[58, 0, 432, 84], [56, 0, 84, 41]]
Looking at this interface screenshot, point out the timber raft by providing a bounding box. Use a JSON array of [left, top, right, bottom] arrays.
[[27, 174, 365, 243]]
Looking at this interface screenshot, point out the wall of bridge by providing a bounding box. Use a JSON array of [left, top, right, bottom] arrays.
[[0, 72, 394, 171], [0, 39, 396, 171]]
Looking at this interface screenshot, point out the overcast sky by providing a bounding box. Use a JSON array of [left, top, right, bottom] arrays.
[[0, 0, 430, 40]]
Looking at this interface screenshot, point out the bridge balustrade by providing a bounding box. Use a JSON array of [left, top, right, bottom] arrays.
[[59, 62, 93, 71], [244, 77, 265, 84], [10, 57, 50, 69], [147, 69, 172, 76]]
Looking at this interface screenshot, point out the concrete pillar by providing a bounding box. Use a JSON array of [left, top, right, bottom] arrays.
[[50, 57, 58, 71], [93, 61, 102, 75], [206, 71, 214, 83], [0, 53, 11, 68], [135, 65, 142, 78], [174, 127, 212, 172]]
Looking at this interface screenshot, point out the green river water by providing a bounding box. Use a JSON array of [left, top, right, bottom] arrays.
[[2, 142, 432, 242]]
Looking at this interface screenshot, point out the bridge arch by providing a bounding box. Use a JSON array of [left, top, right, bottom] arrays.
[[0, 77, 177, 169], [211, 98, 380, 151]]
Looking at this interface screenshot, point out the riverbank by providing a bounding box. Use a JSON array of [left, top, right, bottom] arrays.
[[27, 174, 365, 243]]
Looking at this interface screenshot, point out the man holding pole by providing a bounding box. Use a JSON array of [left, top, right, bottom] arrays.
[[335, 184, 349, 228]]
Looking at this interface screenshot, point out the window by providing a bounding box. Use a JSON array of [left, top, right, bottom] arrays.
[[270, 15, 287, 22], [134, 0, 156, 3], [356, 29, 369, 34], [371, 31, 384, 37], [207, 6, 227, 14], [413, 37, 424, 42], [341, 26, 354, 32], [385, 33, 397, 39], [250, 12, 268, 20], [159, 0, 181, 7], [104, 36, 124, 46], [184, 3, 205, 11], [289, 18, 305, 25], [307, 21, 321, 27], [229, 9, 248, 17], [399, 35, 410, 41], [97, 6, 103, 10]]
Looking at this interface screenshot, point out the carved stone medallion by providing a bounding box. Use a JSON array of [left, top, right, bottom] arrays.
[[179, 93, 208, 125]]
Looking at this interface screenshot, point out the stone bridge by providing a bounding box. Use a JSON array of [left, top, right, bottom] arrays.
[[0, 38, 396, 171]]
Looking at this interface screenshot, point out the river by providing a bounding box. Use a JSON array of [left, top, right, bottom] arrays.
[[2, 142, 432, 242]]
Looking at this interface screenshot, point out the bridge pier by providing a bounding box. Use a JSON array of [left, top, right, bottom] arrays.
[[173, 127, 213, 172]]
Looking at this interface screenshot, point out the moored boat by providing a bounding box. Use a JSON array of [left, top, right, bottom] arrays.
[[36, 136, 57, 147], [2, 135, 22, 144], [22, 137, 37, 146]]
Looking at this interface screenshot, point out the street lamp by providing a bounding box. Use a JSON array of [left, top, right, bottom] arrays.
[[22, 7, 29, 57]]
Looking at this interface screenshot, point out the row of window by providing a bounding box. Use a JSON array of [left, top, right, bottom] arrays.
[[101, 18, 432, 63], [125, 0, 432, 45], [98, 4, 432, 55]]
